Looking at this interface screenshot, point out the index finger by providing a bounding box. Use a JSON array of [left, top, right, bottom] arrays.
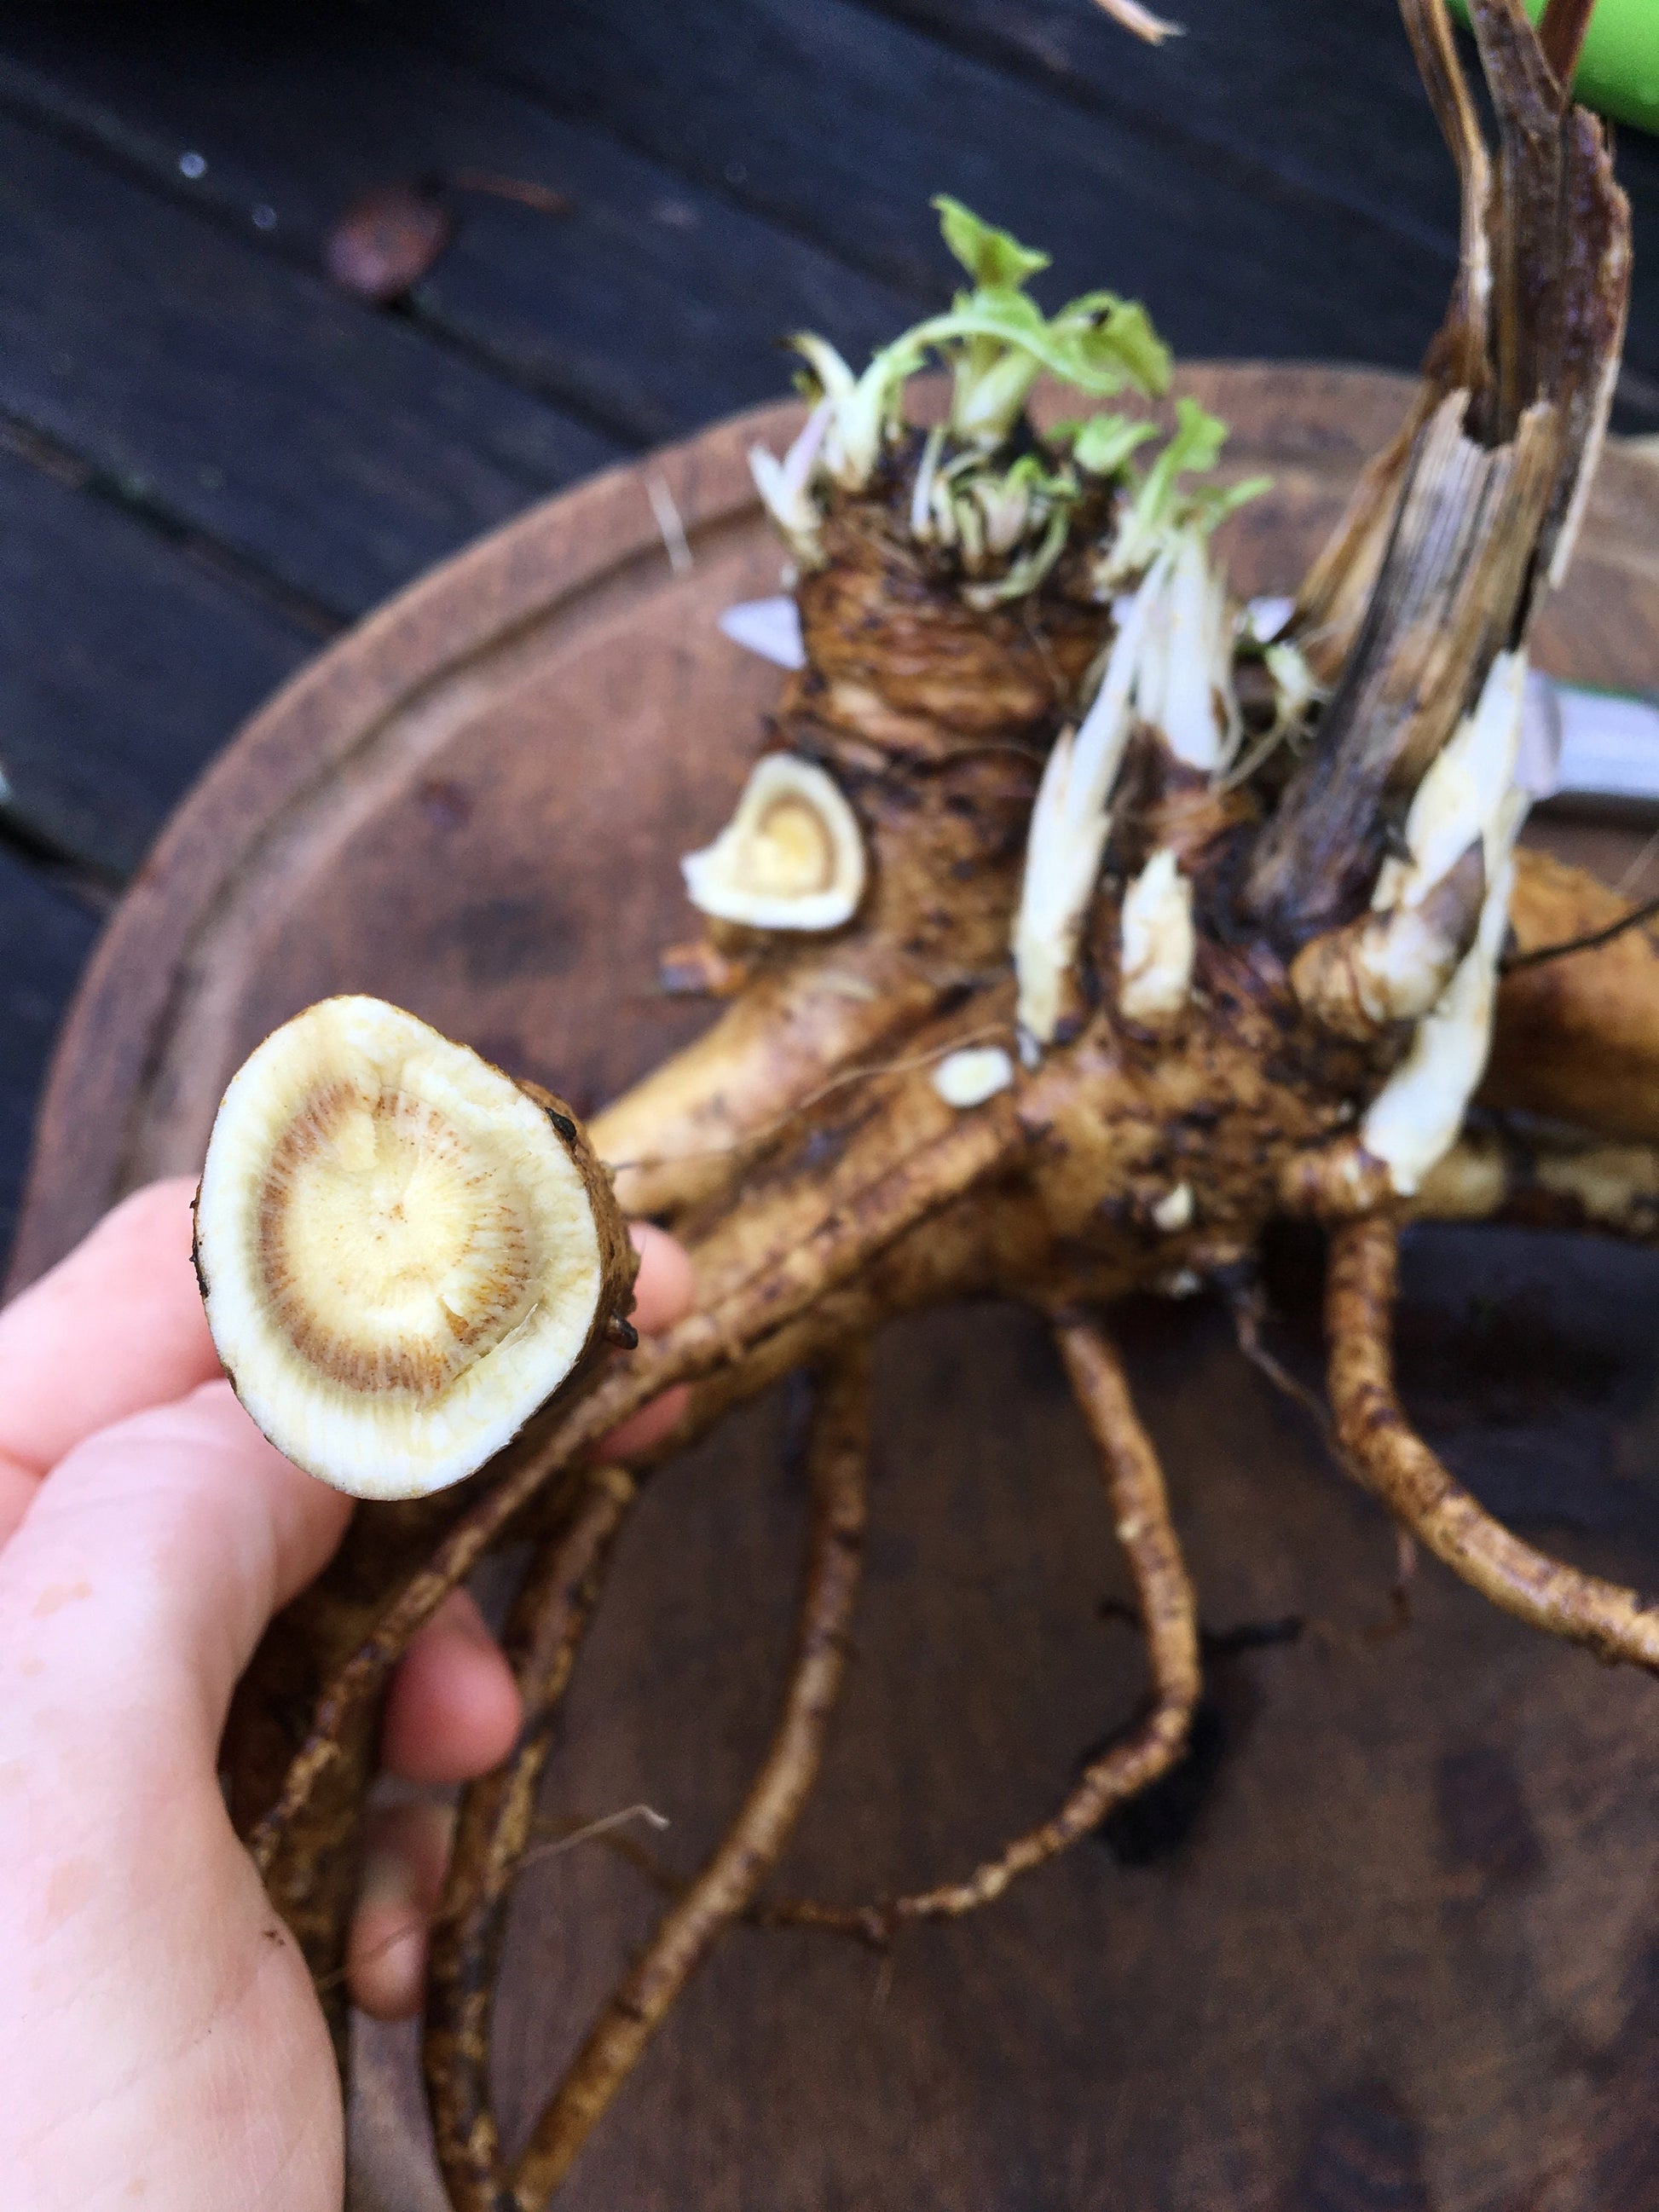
[[0, 1178, 218, 1491]]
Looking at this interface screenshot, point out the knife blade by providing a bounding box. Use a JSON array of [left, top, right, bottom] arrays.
[[1243, 596, 1659, 817], [1529, 676, 1659, 814]]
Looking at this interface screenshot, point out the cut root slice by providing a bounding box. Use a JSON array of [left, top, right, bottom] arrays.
[[194, 996, 634, 1501], [681, 753, 865, 932]]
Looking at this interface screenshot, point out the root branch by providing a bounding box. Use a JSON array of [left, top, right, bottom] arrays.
[[247, 1101, 1009, 1880], [507, 1341, 872, 2208], [424, 1464, 639, 2212], [765, 1310, 1199, 1938], [1327, 1217, 1659, 1672]]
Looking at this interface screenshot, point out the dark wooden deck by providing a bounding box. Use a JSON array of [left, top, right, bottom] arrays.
[[1, 0, 1656, 1262]]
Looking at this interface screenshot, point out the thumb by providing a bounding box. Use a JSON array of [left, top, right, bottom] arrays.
[[0, 1380, 351, 1752]]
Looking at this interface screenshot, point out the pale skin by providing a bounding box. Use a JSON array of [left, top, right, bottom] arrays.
[[0, 1177, 693, 2212]]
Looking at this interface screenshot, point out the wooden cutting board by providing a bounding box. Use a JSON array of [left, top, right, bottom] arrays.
[[18, 368, 1659, 2212]]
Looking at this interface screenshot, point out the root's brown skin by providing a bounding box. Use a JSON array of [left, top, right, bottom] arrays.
[[509, 1343, 871, 2207], [597, 480, 1115, 1222], [1414, 1122, 1659, 1239], [1327, 1217, 1659, 1670], [1487, 850, 1659, 1140], [426, 1463, 639, 2212], [217, 5, 1658, 2198]]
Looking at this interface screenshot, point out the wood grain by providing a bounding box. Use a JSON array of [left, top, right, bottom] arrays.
[[385, 0, 1457, 370], [16, 367, 1659, 2210], [0, 847, 100, 1261], [0, 103, 619, 619], [870, 0, 1659, 417], [0, 440, 315, 878], [0, 0, 917, 449]]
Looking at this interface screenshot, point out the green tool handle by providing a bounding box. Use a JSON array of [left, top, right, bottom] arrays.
[[1449, 0, 1659, 135]]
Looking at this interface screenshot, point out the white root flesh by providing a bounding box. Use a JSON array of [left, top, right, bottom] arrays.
[[682, 754, 866, 933], [194, 997, 621, 1501]]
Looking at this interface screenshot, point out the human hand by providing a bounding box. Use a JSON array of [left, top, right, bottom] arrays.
[[0, 1177, 691, 2212]]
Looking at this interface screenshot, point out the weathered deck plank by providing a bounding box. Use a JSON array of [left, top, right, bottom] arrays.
[[0, 104, 621, 621], [0, 439, 317, 878], [0, 847, 100, 1261], [1, 0, 1655, 1270], [0, 0, 918, 447]]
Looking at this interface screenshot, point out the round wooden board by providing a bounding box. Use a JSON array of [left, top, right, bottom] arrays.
[[20, 368, 1659, 2212]]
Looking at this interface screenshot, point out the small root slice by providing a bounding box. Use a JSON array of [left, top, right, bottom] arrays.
[[509, 1341, 872, 2209], [246, 1098, 1009, 1879], [424, 1464, 639, 2212], [765, 1310, 1199, 1939], [1327, 1217, 1659, 1672]]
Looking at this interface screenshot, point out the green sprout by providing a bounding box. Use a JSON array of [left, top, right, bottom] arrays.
[[783, 200, 1171, 490], [933, 195, 1051, 290], [925, 196, 1170, 446], [751, 200, 1265, 617], [1053, 412, 1160, 477], [1098, 396, 1270, 586]]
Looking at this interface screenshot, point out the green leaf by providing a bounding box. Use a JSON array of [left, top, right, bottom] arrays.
[[1072, 413, 1158, 476], [1161, 394, 1228, 478], [1132, 395, 1230, 531], [917, 303, 1142, 401], [933, 196, 1050, 290], [1188, 472, 1272, 533], [1088, 301, 1171, 399]]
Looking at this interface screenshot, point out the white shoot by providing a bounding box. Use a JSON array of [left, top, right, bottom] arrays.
[[1132, 531, 1240, 770], [749, 398, 834, 565], [1151, 1182, 1194, 1232], [1012, 523, 1243, 1049], [910, 423, 946, 540], [1373, 648, 1529, 912], [1119, 848, 1196, 1025], [1361, 650, 1531, 1193], [1013, 577, 1158, 1047]]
